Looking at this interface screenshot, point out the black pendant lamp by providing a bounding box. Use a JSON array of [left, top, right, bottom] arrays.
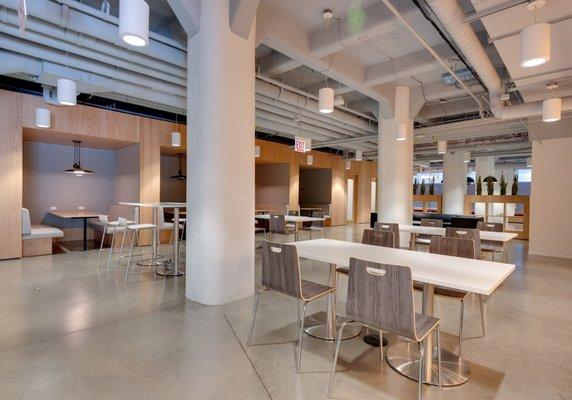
[[170, 153, 186, 180], [65, 140, 94, 175]]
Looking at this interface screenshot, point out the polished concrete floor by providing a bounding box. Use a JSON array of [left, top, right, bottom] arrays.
[[1, 224, 571, 399]]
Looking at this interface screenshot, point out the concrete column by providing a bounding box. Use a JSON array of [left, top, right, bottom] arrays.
[[186, 0, 255, 305], [442, 150, 467, 214], [377, 87, 413, 246]]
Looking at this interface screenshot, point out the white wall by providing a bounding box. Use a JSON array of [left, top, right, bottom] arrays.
[[529, 138, 572, 259], [160, 155, 186, 202], [255, 163, 289, 213]]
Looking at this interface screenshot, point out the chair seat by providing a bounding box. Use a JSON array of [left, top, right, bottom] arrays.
[[106, 226, 127, 233], [415, 313, 440, 341], [413, 282, 468, 299], [161, 222, 184, 230], [108, 220, 135, 226], [481, 243, 503, 252], [301, 279, 334, 301], [301, 226, 324, 231], [171, 218, 187, 223], [127, 223, 157, 230], [336, 266, 348, 275], [414, 237, 432, 244]]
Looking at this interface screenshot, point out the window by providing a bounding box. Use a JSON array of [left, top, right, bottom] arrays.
[[516, 168, 532, 182], [413, 171, 443, 183]]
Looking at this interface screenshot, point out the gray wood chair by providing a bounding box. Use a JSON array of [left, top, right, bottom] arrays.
[[414, 218, 443, 249], [413, 236, 486, 358], [248, 241, 335, 373], [335, 229, 395, 276], [445, 227, 482, 260], [328, 258, 441, 400], [374, 222, 400, 248], [477, 221, 506, 261], [268, 214, 298, 242], [286, 210, 299, 229], [300, 210, 326, 239]]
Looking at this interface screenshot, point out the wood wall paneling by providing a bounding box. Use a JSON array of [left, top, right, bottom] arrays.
[[139, 119, 163, 244]]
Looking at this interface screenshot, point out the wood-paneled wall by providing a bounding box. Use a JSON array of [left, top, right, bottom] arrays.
[[345, 160, 378, 224], [0, 90, 23, 259], [139, 119, 162, 244]]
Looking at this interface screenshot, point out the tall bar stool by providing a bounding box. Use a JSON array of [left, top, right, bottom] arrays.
[[413, 218, 443, 250], [268, 214, 298, 242], [414, 236, 485, 357], [116, 217, 159, 283], [374, 222, 400, 248], [477, 221, 506, 261], [247, 241, 335, 373], [96, 215, 132, 272], [328, 258, 442, 400], [300, 210, 326, 239]]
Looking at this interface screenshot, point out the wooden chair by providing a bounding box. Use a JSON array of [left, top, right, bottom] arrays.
[[413, 236, 486, 358], [445, 227, 482, 260], [374, 222, 400, 248], [328, 258, 441, 399], [268, 214, 298, 242], [477, 221, 506, 261], [300, 210, 326, 239], [247, 241, 335, 373], [414, 219, 443, 249], [336, 229, 395, 276]]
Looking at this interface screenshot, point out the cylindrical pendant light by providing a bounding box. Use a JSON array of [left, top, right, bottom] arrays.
[[520, 22, 551, 68], [355, 150, 363, 161], [462, 151, 471, 163], [255, 145, 261, 158], [119, 0, 150, 47], [35, 108, 51, 128], [319, 87, 334, 113], [437, 140, 447, 154], [345, 160, 351, 170], [542, 97, 561, 122], [396, 123, 408, 141], [307, 154, 314, 165], [526, 157, 532, 167], [57, 78, 77, 105], [171, 131, 181, 147]]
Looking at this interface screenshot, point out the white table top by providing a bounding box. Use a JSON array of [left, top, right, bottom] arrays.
[[119, 202, 187, 209], [255, 214, 325, 222], [292, 239, 515, 295], [48, 211, 99, 219], [399, 224, 518, 242]]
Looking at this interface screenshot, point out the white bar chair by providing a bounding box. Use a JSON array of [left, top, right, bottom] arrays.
[[115, 217, 158, 283], [96, 215, 132, 272]]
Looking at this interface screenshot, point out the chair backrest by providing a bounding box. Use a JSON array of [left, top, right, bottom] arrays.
[[261, 241, 301, 299], [311, 210, 325, 228], [288, 210, 299, 216], [99, 215, 110, 224], [346, 258, 417, 341], [362, 229, 395, 248], [429, 236, 476, 260], [21, 208, 32, 235], [117, 217, 129, 227], [269, 214, 287, 234], [445, 227, 481, 259], [477, 221, 503, 232], [373, 222, 400, 248]]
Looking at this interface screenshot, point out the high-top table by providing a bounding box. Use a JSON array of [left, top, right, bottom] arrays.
[[291, 238, 515, 386], [48, 210, 99, 251], [119, 202, 186, 276]]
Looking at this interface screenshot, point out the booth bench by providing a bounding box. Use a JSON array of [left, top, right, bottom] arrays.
[[21, 208, 64, 257]]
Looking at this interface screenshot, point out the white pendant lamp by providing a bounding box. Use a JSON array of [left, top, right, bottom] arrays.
[[355, 150, 363, 161], [171, 131, 181, 147], [345, 160, 351, 170], [319, 87, 334, 113], [520, 22, 551, 68], [255, 145, 261, 158], [396, 86, 409, 141], [462, 151, 471, 163], [437, 140, 447, 154], [542, 97, 561, 122], [35, 108, 51, 128], [119, 0, 150, 47], [396, 123, 408, 141], [57, 78, 77, 106], [526, 157, 532, 168], [307, 154, 314, 165]]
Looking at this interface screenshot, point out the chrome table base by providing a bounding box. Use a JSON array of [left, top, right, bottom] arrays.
[[155, 260, 186, 276], [303, 312, 361, 341]]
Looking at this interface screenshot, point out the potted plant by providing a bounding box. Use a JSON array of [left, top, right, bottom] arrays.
[[420, 179, 426, 195], [512, 173, 518, 195], [499, 172, 507, 195], [485, 176, 495, 195], [413, 178, 418, 195], [429, 176, 435, 195], [476, 175, 482, 195]]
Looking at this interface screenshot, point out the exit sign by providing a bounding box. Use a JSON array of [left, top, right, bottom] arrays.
[[294, 136, 311, 153]]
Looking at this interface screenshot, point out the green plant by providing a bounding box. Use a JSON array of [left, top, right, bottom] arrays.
[[413, 178, 418, 195], [499, 172, 507, 195], [476, 175, 482, 195], [512, 174, 518, 195], [429, 176, 435, 195], [486, 176, 495, 195], [420, 179, 426, 195]]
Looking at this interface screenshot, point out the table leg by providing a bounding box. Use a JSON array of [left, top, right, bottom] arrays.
[[410, 233, 417, 250], [83, 218, 87, 251], [155, 207, 185, 277]]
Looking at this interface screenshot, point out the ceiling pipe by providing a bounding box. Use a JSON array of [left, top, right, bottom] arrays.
[[424, 0, 572, 120]]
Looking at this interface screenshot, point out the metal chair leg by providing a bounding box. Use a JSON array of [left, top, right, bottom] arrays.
[[459, 299, 465, 358], [327, 321, 349, 399], [436, 325, 442, 388], [125, 229, 136, 283], [107, 229, 116, 272], [379, 330, 384, 366], [418, 342, 424, 400], [247, 289, 264, 347], [297, 302, 308, 373], [97, 226, 107, 268], [116, 230, 127, 275], [479, 294, 487, 337]]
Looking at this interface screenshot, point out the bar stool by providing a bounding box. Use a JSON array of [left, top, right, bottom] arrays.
[[116, 217, 158, 283], [247, 241, 335, 373], [96, 215, 132, 272], [327, 258, 441, 400]]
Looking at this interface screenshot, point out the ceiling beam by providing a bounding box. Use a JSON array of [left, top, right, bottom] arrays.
[[229, 0, 260, 39]]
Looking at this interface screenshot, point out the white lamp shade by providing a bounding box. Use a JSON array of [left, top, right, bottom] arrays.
[[171, 131, 181, 147], [35, 108, 51, 128], [355, 150, 363, 161], [119, 0, 150, 47], [307, 154, 314, 165], [57, 78, 77, 105], [255, 145, 260, 158], [437, 140, 447, 154], [542, 97, 561, 122], [345, 160, 351, 170], [526, 157, 532, 167], [396, 123, 408, 141], [319, 87, 334, 113], [462, 151, 471, 163], [520, 22, 551, 68]]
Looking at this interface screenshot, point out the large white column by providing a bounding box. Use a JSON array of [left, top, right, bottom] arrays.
[[377, 86, 413, 246], [186, 1, 255, 305], [442, 150, 467, 214]]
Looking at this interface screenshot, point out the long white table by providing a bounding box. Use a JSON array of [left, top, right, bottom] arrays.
[[292, 238, 515, 386], [254, 214, 327, 222], [119, 202, 187, 276], [400, 224, 518, 242]]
